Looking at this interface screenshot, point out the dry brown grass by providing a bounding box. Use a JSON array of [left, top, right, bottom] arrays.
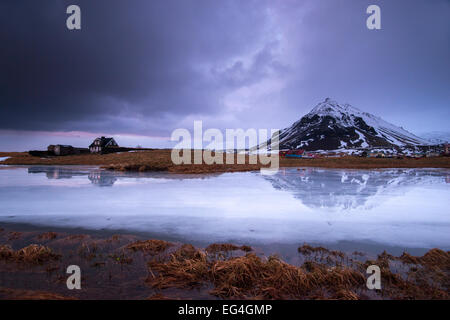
[[0, 229, 448, 299], [147, 246, 367, 299], [15, 245, 61, 264], [361, 249, 449, 299], [2, 150, 174, 167], [0, 152, 25, 157], [2, 149, 449, 173], [420, 249, 450, 268], [126, 239, 174, 255], [0, 244, 60, 264], [0, 245, 14, 260], [145, 243, 449, 300], [37, 232, 58, 241]]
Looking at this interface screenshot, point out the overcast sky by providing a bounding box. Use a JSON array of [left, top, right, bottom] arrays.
[[0, 0, 449, 150]]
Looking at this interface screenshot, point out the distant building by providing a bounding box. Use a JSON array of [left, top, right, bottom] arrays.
[[284, 149, 305, 158], [53, 144, 75, 156], [89, 137, 119, 154], [445, 143, 450, 155], [369, 151, 385, 158], [47, 144, 89, 156]]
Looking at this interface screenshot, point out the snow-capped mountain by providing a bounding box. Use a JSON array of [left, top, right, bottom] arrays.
[[269, 98, 429, 151]]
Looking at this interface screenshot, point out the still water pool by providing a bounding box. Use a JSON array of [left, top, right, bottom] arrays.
[[0, 165, 449, 254]]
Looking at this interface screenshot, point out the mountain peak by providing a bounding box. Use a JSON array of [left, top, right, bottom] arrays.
[[274, 99, 429, 151], [307, 99, 362, 120]]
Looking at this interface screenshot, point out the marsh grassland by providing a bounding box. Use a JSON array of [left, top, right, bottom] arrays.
[[0, 227, 448, 300], [2, 150, 449, 174]]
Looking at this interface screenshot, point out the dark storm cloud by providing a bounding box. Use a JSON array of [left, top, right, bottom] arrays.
[[0, 0, 274, 134], [277, 0, 450, 131], [0, 0, 449, 140]]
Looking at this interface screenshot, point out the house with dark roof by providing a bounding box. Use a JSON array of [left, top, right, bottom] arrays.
[[89, 137, 119, 154]]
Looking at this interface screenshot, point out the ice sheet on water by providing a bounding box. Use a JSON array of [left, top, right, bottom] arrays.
[[0, 166, 449, 249]]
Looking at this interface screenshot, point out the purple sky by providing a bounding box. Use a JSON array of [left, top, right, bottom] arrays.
[[0, 0, 449, 151]]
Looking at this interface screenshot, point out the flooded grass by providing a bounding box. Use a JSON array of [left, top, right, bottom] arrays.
[[0, 244, 60, 264], [0, 226, 447, 300], [126, 240, 174, 255]]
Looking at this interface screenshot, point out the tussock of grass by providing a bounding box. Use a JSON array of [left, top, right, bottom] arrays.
[[359, 249, 450, 299], [173, 244, 205, 261], [126, 239, 174, 255], [399, 252, 421, 265], [0, 245, 14, 260], [147, 245, 208, 289], [332, 289, 359, 300], [420, 249, 450, 268], [15, 245, 60, 264], [147, 246, 366, 299], [145, 243, 449, 300], [0, 244, 60, 264], [298, 244, 328, 255], [37, 232, 58, 241], [65, 234, 87, 241]]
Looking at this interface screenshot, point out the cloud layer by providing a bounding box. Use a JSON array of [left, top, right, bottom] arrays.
[[0, 0, 449, 145]]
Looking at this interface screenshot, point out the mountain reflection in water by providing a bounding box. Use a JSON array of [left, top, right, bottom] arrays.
[[264, 167, 448, 210]]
